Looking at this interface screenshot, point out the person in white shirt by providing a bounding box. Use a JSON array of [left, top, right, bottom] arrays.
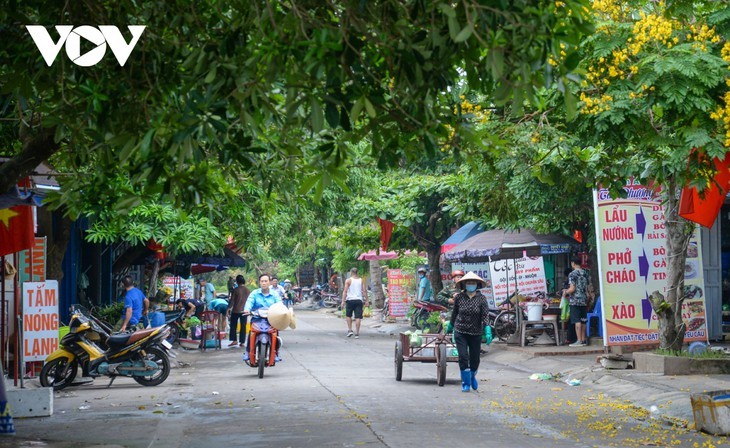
[[270, 276, 286, 299], [340, 267, 368, 338]]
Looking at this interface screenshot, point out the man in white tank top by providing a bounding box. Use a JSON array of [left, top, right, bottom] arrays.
[[341, 267, 368, 338]]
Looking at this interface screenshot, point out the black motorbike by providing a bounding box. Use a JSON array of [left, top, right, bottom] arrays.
[[40, 305, 173, 390]]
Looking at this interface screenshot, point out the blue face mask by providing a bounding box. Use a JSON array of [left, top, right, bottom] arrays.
[[465, 284, 478, 292]]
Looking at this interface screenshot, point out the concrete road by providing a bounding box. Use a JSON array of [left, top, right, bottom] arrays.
[[2, 310, 727, 447]]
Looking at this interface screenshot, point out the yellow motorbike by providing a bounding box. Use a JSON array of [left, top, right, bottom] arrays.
[[40, 305, 173, 390]]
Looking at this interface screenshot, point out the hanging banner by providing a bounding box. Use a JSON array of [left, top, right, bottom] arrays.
[[386, 269, 414, 317], [22, 280, 59, 362], [450, 262, 496, 308], [162, 276, 195, 302], [18, 237, 46, 283], [594, 180, 708, 346]]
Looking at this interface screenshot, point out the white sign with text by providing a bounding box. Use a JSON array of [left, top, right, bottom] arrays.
[[22, 280, 59, 362]]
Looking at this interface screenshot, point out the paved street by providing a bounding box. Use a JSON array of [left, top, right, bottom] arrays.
[[3, 310, 729, 448]]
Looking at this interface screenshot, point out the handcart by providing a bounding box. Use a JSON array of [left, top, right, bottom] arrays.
[[394, 332, 459, 386]]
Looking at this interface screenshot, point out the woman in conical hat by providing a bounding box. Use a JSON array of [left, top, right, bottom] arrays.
[[447, 271, 490, 392]]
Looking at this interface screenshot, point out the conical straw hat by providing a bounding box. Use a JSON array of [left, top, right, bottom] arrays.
[[454, 271, 486, 289], [267, 302, 291, 330]]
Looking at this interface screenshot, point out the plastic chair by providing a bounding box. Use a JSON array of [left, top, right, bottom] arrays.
[[200, 311, 222, 351], [586, 296, 602, 338]]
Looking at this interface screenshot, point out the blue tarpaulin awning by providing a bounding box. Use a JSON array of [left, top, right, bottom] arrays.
[[441, 221, 486, 254]]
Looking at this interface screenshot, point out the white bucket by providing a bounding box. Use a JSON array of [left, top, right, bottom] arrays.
[[526, 302, 544, 321]]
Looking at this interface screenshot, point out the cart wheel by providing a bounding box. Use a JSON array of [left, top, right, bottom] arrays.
[[395, 340, 403, 381], [436, 343, 447, 387]]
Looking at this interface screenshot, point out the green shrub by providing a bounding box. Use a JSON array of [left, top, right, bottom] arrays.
[[96, 301, 125, 326]]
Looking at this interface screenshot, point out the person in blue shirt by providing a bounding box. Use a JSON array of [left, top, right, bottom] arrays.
[[199, 278, 216, 307], [243, 274, 281, 361], [209, 297, 229, 314], [120, 275, 149, 332], [417, 267, 433, 302]]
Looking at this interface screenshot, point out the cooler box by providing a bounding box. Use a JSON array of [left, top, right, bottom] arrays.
[[149, 312, 165, 327]]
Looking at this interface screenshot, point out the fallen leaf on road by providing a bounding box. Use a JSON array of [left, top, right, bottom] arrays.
[[138, 405, 146, 410], [153, 410, 164, 414]]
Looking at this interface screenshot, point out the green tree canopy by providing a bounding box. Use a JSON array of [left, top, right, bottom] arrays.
[[575, 0, 730, 350], [1, 0, 593, 209]]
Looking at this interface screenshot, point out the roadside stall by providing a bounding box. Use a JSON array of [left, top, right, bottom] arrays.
[[444, 228, 579, 346]]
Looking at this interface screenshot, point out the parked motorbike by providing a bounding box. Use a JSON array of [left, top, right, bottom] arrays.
[[411, 300, 449, 331], [243, 309, 282, 378], [292, 287, 309, 305], [40, 305, 173, 390]]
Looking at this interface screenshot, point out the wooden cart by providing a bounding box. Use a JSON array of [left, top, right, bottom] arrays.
[[394, 332, 459, 386]]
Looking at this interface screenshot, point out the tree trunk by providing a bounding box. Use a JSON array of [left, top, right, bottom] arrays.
[[411, 214, 445, 298], [426, 246, 443, 294], [652, 180, 693, 351], [148, 259, 160, 298], [369, 260, 385, 308], [46, 215, 71, 283], [0, 128, 60, 194]]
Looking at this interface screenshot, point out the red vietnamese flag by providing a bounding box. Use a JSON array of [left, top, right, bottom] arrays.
[[377, 218, 395, 251], [679, 154, 730, 228], [0, 206, 35, 256]]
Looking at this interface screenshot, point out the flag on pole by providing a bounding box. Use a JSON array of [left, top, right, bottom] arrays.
[[377, 218, 395, 251], [679, 155, 730, 228], [0, 206, 34, 257]]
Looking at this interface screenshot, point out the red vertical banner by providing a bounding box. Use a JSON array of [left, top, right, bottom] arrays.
[[386, 269, 414, 317], [19, 237, 46, 283], [377, 218, 395, 251], [0, 206, 34, 257]]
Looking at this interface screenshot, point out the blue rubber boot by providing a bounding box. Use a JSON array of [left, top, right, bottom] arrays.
[[471, 370, 478, 390], [460, 369, 471, 392]]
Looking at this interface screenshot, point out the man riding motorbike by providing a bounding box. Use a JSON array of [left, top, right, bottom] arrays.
[[242, 274, 282, 362]]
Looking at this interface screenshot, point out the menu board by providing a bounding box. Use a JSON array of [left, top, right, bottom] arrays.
[[593, 181, 708, 346], [386, 269, 414, 317]]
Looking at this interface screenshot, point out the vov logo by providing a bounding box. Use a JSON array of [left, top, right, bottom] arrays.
[[26, 25, 146, 67]]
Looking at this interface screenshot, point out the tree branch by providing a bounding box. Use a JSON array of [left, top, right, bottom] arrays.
[[0, 128, 60, 194]]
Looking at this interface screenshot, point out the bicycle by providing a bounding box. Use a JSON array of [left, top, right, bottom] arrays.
[[491, 292, 553, 342]]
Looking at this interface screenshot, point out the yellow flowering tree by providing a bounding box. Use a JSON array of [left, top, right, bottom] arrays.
[[577, 0, 729, 350]]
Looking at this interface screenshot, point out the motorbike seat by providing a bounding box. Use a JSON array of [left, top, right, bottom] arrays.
[[427, 303, 448, 312], [107, 328, 158, 348], [107, 333, 133, 348], [414, 300, 447, 311]]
